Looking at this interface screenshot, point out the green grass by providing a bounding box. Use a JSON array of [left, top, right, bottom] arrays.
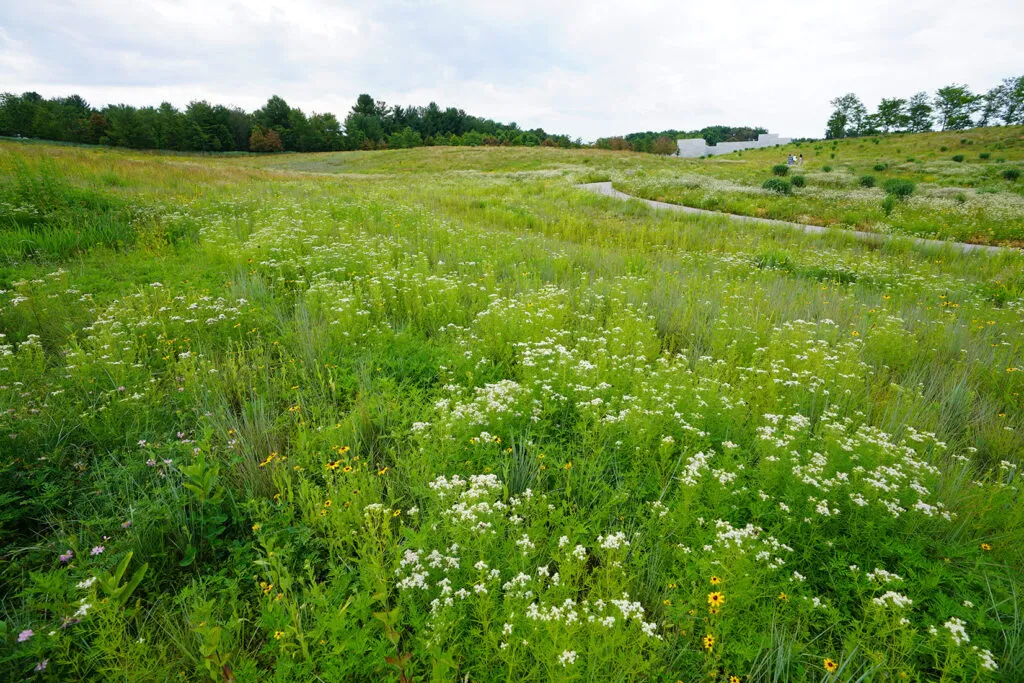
[[613, 126, 1024, 246], [0, 141, 1022, 681]]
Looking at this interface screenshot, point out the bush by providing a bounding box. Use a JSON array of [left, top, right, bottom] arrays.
[[790, 175, 805, 188], [830, 153, 836, 159], [881, 194, 898, 216], [858, 175, 876, 188], [940, 146, 948, 152], [822, 165, 833, 173], [1002, 168, 1021, 181], [952, 154, 964, 163], [771, 164, 789, 176], [883, 178, 915, 199], [762, 178, 792, 194], [979, 152, 990, 160], [650, 136, 677, 155], [873, 163, 887, 172]]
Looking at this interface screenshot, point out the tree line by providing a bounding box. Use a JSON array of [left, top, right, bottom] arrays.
[[825, 76, 1024, 139], [595, 126, 768, 154], [0, 92, 581, 153]]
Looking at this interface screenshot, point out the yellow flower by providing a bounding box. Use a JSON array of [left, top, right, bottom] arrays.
[[708, 607, 719, 615], [323, 500, 332, 508], [274, 631, 285, 640], [325, 460, 340, 471], [378, 466, 389, 476], [980, 543, 992, 551], [824, 658, 838, 673], [709, 576, 721, 585], [667, 583, 677, 589], [392, 509, 401, 517], [251, 523, 261, 531], [663, 599, 672, 606], [564, 461, 573, 471], [778, 592, 788, 601], [702, 634, 715, 650], [707, 592, 724, 607], [730, 676, 741, 683], [342, 465, 353, 473]]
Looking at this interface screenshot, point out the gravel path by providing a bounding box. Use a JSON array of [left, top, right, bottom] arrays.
[[578, 182, 1008, 256]]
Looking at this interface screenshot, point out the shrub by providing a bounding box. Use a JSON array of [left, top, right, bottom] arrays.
[[790, 175, 805, 188], [883, 178, 915, 199], [979, 152, 990, 160], [858, 175, 876, 188], [830, 153, 836, 159], [940, 146, 948, 152], [951, 154, 964, 163], [873, 163, 887, 172], [822, 165, 833, 173], [881, 194, 898, 216], [650, 136, 677, 155], [762, 178, 791, 194], [1002, 168, 1020, 181], [771, 164, 789, 176]]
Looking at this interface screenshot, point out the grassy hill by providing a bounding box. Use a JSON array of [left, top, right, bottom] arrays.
[[1, 139, 1022, 680]]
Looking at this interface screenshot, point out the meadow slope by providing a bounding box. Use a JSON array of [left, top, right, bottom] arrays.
[[1, 140, 1023, 681]]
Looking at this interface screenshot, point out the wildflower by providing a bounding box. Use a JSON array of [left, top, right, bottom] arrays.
[[558, 650, 577, 667], [342, 465, 353, 473], [35, 660, 48, 672], [710, 576, 721, 585], [325, 460, 340, 471], [778, 592, 788, 601], [730, 677, 741, 683], [824, 658, 838, 673], [274, 630, 285, 640], [121, 520, 132, 529], [252, 523, 261, 531], [18, 629, 34, 642], [707, 592, 725, 607], [378, 466, 389, 476], [563, 461, 572, 470], [392, 509, 401, 517], [90, 545, 104, 556], [980, 543, 991, 551], [708, 607, 719, 615], [703, 634, 715, 650], [59, 550, 74, 563]]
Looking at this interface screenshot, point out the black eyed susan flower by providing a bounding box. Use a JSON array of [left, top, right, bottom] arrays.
[[707, 592, 725, 607], [702, 634, 715, 650], [980, 543, 992, 551], [710, 576, 721, 585], [824, 658, 838, 673]]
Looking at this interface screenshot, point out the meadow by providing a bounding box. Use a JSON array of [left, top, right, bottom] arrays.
[[614, 126, 1024, 246], [1, 136, 1023, 681]]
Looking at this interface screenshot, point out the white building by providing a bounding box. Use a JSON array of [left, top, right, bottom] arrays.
[[675, 133, 791, 158]]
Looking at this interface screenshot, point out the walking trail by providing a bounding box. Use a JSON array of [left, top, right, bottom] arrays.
[[578, 182, 1008, 256]]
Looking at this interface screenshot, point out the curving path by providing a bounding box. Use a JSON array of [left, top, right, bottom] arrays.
[[578, 182, 1008, 256]]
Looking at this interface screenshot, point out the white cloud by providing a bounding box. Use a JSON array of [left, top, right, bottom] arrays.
[[1, 0, 1021, 140]]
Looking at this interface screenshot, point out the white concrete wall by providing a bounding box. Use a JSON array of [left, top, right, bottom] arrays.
[[675, 132, 792, 157]]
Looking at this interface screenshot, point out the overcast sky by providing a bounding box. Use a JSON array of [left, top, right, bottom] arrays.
[[2, 0, 1022, 140]]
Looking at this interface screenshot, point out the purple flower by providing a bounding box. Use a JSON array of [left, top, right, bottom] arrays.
[[18, 629, 34, 642], [90, 545, 104, 556], [59, 550, 74, 563], [35, 660, 48, 672], [138, 439, 147, 447], [146, 459, 157, 467]]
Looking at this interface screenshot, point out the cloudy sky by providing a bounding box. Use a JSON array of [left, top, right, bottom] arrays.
[[2, 0, 1022, 140]]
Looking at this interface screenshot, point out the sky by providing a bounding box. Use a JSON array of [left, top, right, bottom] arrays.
[[2, 0, 1022, 141]]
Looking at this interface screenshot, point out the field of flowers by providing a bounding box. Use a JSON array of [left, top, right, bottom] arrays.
[[1, 139, 1023, 681]]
